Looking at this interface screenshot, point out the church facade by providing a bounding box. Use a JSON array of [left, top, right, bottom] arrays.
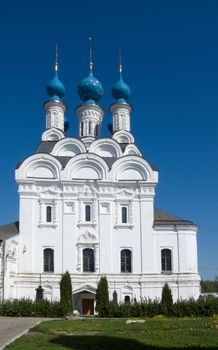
[[0, 55, 200, 314]]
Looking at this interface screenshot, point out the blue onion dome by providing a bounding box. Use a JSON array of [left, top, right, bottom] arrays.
[[77, 66, 104, 104], [64, 116, 70, 132], [46, 70, 66, 101], [112, 66, 131, 102]]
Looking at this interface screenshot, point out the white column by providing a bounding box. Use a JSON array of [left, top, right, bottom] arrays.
[[77, 246, 82, 272], [94, 245, 99, 272]]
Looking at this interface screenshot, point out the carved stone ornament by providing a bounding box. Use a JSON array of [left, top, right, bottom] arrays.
[[78, 230, 97, 243]]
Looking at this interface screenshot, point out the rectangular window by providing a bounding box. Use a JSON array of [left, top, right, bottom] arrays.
[[121, 206, 128, 223], [161, 249, 172, 272], [85, 205, 91, 222], [83, 248, 94, 272], [46, 206, 52, 223], [121, 249, 132, 273], [44, 248, 54, 272]]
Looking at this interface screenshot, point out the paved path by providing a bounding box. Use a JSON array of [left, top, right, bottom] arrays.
[[0, 317, 47, 349]]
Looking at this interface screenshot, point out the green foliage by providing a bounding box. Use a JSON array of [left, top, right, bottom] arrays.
[[101, 294, 218, 318], [6, 318, 218, 349], [161, 283, 173, 315], [96, 276, 109, 317], [201, 277, 218, 293], [0, 299, 65, 317], [1, 294, 218, 319], [60, 271, 73, 314]]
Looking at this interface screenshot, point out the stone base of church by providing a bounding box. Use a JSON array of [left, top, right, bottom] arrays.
[[2, 272, 201, 305]]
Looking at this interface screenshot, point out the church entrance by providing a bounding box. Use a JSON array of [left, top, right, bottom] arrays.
[[73, 285, 96, 315], [82, 298, 94, 315]]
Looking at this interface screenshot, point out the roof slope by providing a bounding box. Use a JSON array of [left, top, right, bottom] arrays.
[[0, 221, 19, 235], [154, 208, 194, 225]]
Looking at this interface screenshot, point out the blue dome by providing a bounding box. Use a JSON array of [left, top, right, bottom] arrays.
[[78, 68, 104, 104], [112, 72, 131, 102], [46, 70, 65, 100]]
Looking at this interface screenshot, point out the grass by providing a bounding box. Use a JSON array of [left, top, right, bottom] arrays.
[[5, 317, 218, 349]]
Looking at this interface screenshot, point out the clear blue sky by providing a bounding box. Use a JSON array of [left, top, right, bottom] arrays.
[[0, 0, 217, 280]]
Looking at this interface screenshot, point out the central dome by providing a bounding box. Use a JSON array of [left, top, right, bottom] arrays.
[[78, 68, 104, 104]]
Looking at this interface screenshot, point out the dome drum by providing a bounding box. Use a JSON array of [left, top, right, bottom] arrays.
[[76, 103, 104, 139], [44, 100, 67, 132]]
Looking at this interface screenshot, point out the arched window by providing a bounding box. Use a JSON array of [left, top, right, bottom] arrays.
[[95, 124, 99, 136], [85, 205, 91, 222], [44, 248, 54, 272], [161, 249, 172, 272], [124, 295, 130, 303], [46, 206, 52, 223], [121, 207, 128, 223], [83, 248, 94, 272], [121, 249, 132, 273]]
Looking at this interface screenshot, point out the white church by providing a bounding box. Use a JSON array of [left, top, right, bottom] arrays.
[[0, 52, 200, 315]]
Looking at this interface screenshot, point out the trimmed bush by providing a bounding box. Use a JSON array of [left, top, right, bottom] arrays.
[[96, 276, 109, 317], [1, 294, 218, 318], [60, 271, 73, 314], [0, 299, 65, 317]]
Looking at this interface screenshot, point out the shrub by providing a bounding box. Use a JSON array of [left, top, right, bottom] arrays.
[[60, 271, 73, 314], [161, 283, 173, 315], [0, 299, 65, 317], [96, 276, 109, 317]]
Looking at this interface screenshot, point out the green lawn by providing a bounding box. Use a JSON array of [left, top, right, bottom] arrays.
[[5, 317, 218, 349]]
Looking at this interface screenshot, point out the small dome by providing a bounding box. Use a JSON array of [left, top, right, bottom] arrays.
[[78, 67, 104, 104], [46, 71, 65, 100], [112, 71, 131, 102]]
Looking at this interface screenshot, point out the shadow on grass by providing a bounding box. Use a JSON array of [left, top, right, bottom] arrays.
[[50, 335, 218, 350]]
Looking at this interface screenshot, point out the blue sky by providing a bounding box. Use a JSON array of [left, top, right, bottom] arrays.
[[0, 0, 217, 280]]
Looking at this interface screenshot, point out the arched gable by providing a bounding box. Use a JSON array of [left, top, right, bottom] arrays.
[[41, 127, 65, 141], [16, 154, 62, 181], [112, 130, 135, 144], [124, 144, 142, 156], [51, 138, 86, 156], [89, 138, 122, 158], [62, 153, 109, 181], [111, 156, 156, 182]]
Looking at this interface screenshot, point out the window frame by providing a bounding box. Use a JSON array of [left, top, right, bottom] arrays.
[[114, 201, 134, 229], [85, 204, 91, 222], [38, 200, 57, 228], [161, 248, 172, 273], [121, 206, 128, 224], [83, 248, 95, 272], [121, 249, 132, 273], [46, 205, 52, 223], [43, 248, 54, 273]]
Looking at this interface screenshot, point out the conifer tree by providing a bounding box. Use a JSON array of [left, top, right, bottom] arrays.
[[161, 283, 173, 310], [60, 271, 73, 313], [96, 276, 109, 317]]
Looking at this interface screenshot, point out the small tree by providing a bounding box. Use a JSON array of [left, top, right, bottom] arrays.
[[161, 283, 173, 315], [60, 271, 73, 314], [96, 276, 109, 317]]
